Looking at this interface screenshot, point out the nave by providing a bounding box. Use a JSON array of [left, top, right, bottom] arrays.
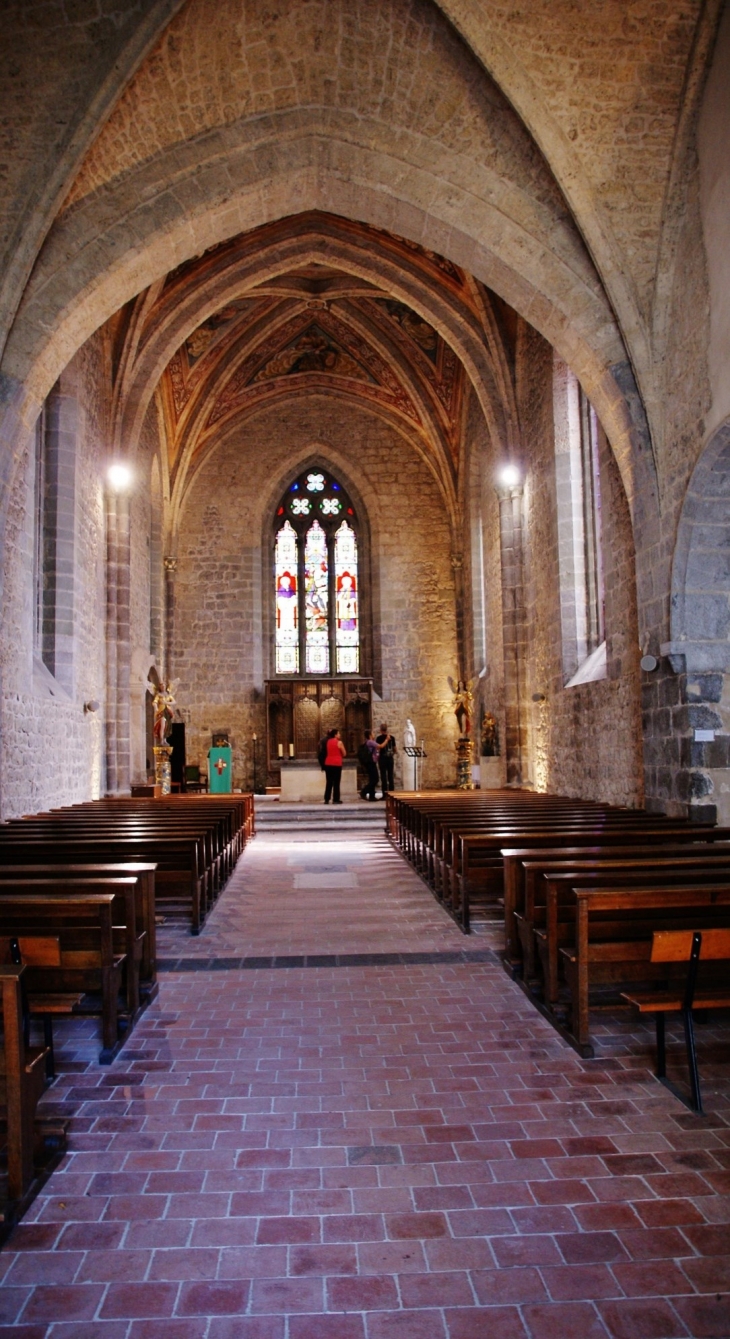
[[1, 812, 728, 1339]]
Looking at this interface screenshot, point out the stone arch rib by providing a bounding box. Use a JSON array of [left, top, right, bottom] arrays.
[[664, 417, 730, 673]]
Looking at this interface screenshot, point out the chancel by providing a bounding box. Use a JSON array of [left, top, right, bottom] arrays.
[[0, 0, 728, 1331]]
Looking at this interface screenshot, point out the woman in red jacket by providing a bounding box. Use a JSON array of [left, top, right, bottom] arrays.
[[323, 728, 346, 804]]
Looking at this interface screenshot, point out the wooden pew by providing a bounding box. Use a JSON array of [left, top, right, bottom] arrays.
[[0, 966, 50, 1202], [0, 878, 143, 1017], [0, 894, 127, 1062], [506, 844, 730, 980], [542, 867, 730, 1015], [557, 883, 730, 1051], [454, 823, 724, 931], [503, 840, 730, 968], [0, 834, 206, 933], [0, 864, 157, 996]]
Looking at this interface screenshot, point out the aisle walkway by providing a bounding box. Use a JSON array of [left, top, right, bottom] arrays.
[[0, 820, 728, 1338]]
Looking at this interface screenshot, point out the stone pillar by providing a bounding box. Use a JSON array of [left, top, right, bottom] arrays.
[[105, 485, 131, 794], [497, 481, 528, 785], [164, 555, 177, 678]]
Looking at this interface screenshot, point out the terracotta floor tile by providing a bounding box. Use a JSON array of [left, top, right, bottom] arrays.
[[671, 1294, 730, 1338], [291, 1317, 366, 1339], [444, 1307, 527, 1339], [541, 1263, 622, 1301], [471, 1267, 548, 1305], [522, 1301, 610, 1339], [596, 1298, 689, 1339], [250, 1276, 323, 1313], [100, 1281, 178, 1318], [327, 1273, 399, 1311], [365, 1309, 448, 1338]]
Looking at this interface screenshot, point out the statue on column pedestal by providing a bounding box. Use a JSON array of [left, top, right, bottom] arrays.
[[448, 676, 476, 789], [148, 671, 180, 795], [403, 718, 417, 791]]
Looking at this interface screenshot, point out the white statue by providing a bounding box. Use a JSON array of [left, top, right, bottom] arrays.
[[403, 719, 417, 790]]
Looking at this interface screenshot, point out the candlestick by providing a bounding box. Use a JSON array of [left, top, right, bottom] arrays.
[[278, 743, 283, 758]]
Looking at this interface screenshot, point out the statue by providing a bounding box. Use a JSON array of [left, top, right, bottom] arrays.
[[481, 711, 499, 757], [149, 678, 178, 744], [447, 676, 475, 737], [147, 670, 181, 793], [403, 719, 417, 790]]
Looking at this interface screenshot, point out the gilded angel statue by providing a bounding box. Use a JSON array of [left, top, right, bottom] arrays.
[[447, 675, 476, 737], [147, 669, 180, 744]]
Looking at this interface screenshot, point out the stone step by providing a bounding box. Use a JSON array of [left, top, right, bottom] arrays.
[[255, 800, 387, 831]]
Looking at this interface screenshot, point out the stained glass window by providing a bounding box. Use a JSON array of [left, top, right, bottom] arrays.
[[334, 521, 359, 673], [273, 468, 360, 675], [275, 520, 299, 673], [304, 521, 329, 674]]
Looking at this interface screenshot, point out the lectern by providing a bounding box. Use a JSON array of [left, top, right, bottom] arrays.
[[208, 746, 232, 794]]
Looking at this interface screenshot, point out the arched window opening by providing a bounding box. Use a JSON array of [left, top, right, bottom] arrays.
[[274, 468, 360, 675]]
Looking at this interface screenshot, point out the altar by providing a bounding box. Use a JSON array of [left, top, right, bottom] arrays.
[[265, 677, 372, 788], [279, 759, 359, 802]]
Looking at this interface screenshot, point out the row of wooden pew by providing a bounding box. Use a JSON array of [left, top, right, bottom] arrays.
[[0, 792, 254, 1210], [387, 789, 730, 1068]]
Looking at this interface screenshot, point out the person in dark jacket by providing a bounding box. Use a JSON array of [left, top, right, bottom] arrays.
[[376, 722, 396, 795], [358, 731, 379, 801]]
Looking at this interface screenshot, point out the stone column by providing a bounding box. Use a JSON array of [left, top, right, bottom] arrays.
[[105, 484, 131, 794], [163, 555, 177, 678], [497, 480, 528, 785]]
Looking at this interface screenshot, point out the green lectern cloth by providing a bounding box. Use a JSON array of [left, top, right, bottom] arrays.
[[208, 746, 232, 794]]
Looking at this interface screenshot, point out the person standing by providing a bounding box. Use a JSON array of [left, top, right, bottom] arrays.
[[323, 728, 346, 804], [358, 731, 380, 801], [376, 722, 396, 795]]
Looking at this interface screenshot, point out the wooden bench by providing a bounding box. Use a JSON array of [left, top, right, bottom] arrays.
[[622, 928, 730, 1113], [0, 864, 157, 997], [511, 847, 730, 984], [454, 823, 724, 931], [0, 894, 127, 1062], [557, 884, 730, 1051], [0, 965, 51, 1203], [0, 834, 206, 933], [502, 839, 730, 969], [0, 877, 144, 1020]]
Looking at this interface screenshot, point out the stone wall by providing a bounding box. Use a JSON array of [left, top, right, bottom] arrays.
[[0, 336, 108, 817], [515, 322, 644, 805], [170, 397, 459, 790]]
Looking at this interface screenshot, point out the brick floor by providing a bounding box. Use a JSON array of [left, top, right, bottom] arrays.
[[0, 821, 728, 1337]]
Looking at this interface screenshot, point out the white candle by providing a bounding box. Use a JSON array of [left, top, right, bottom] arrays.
[[278, 743, 283, 758], [289, 743, 294, 758]]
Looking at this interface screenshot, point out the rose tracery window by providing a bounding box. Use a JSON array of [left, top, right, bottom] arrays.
[[274, 468, 359, 674]]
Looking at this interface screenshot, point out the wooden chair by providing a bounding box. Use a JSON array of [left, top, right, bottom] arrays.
[[622, 928, 730, 1113]]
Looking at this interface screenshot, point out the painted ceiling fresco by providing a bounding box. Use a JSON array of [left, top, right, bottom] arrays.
[[119, 214, 505, 494]]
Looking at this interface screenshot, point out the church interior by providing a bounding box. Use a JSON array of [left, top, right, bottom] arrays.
[[0, 0, 728, 1334]]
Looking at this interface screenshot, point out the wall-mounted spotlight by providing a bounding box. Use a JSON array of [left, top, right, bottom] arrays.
[[107, 462, 133, 493], [640, 654, 658, 672], [84, 699, 100, 714], [531, 692, 546, 702], [497, 464, 521, 489]]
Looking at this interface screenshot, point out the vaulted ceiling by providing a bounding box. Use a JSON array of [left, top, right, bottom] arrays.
[[109, 213, 521, 516]]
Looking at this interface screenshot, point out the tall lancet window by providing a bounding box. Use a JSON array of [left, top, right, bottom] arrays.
[[334, 521, 359, 673], [273, 469, 360, 675]]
